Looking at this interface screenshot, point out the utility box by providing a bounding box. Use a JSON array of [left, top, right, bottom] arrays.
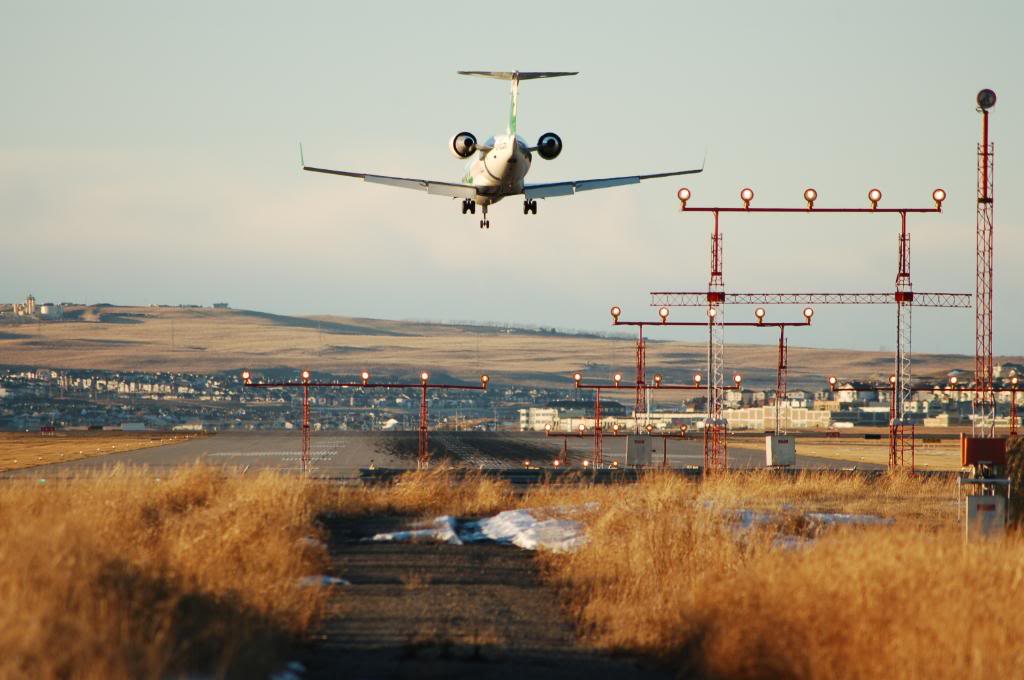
[[765, 434, 796, 467], [965, 495, 1006, 539], [626, 435, 656, 467]]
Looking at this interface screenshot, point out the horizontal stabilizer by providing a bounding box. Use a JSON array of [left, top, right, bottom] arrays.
[[458, 70, 578, 80]]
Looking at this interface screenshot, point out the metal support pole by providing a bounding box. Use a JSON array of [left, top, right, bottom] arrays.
[[635, 326, 647, 431], [418, 384, 429, 469], [301, 383, 311, 474], [593, 387, 604, 467], [775, 326, 788, 434], [892, 211, 915, 470], [706, 210, 727, 472], [975, 104, 996, 437]]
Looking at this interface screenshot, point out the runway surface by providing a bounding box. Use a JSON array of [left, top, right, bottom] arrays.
[[11, 430, 882, 477]]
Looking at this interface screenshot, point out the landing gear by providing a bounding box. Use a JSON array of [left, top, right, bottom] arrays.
[[523, 199, 537, 215], [461, 198, 476, 215], [479, 204, 489, 229]]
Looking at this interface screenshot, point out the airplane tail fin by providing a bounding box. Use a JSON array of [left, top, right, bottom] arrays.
[[458, 71, 578, 136]]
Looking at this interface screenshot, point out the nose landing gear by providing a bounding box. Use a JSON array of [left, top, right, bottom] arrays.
[[523, 199, 538, 215], [479, 204, 490, 229]]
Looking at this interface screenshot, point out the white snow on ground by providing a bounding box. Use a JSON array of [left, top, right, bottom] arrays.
[[371, 510, 586, 553]]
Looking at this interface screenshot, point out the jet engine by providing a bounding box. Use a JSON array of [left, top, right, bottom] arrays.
[[449, 131, 477, 159], [536, 132, 562, 160]]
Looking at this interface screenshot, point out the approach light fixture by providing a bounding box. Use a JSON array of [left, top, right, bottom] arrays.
[[653, 374, 663, 386], [707, 307, 717, 319], [677, 187, 691, 209], [977, 89, 997, 111], [949, 376, 959, 386], [573, 372, 583, 387], [582, 459, 590, 468], [553, 459, 560, 467], [646, 424, 654, 434], [361, 371, 370, 385], [680, 424, 688, 435], [544, 423, 552, 433], [420, 372, 430, 384], [613, 373, 623, 386], [740, 187, 754, 208], [889, 375, 897, 386], [578, 424, 586, 435], [1012, 375, 1020, 386], [610, 306, 621, 321], [803, 307, 814, 320], [804, 188, 817, 209], [658, 306, 670, 322], [480, 374, 490, 388], [932, 188, 946, 210], [301, 370, 311, 381], [612, 423, 621, 434], [734, 374, 743, 385], [828, 376, 838, 389], [868, 188, 882, 209], [241, 370, 251, 383], [755, 307, 766, 323], [694, 373, 702, 385]]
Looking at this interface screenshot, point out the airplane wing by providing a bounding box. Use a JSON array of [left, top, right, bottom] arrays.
[[524, 167, 703, 200], [303, 165, 478, 199]]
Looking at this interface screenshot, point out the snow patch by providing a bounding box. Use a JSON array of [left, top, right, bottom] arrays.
[[371, 510, 585, 553], [297, 575, 351, 587]]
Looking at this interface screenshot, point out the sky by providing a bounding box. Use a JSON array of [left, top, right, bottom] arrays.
[[1, 0, 1021, 357]]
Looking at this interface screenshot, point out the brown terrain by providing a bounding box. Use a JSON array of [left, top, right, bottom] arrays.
[[0, 304, 1005, 388]]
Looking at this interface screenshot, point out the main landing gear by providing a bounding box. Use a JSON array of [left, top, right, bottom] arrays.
[[461, 198, 476, 215], [523, 199, 537, 215]]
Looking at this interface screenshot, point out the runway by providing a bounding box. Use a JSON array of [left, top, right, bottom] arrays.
[[11, 430, 883, 478]]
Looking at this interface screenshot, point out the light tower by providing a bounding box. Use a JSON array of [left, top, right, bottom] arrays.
[[975, 88, 997, 437]]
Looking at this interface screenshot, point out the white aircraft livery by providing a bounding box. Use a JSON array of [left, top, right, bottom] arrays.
[[302, 71, 703, 228]]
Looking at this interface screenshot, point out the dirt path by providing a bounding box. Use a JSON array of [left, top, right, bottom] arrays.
[[299, 515, 671, 679]]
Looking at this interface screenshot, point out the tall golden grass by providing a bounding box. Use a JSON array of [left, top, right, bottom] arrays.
[[0, 465, 332, 679], [336, 468, 516, 517], [540, 472, 1023, 679]]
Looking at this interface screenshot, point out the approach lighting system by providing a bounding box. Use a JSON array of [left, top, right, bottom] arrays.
[[573, 372, 583, 387], [612, 423, 621, 434], [889, 375, 897, 386], [734, 374, 743, 386], [950, 376, 959, 387], [582, 459, 590, 468], [828, 376, 838, 389], [301, 370, 311, 381], [653, 374, 663, 386], [646, 424, 654, 434], [694, 373, 702, 385], [868, 188, 882, 209], [241, 370, 251, 383], [613, 373, 623, 386], [658, 306, 670, 322], [480, 374, 490, 388], [803, 307, 814, 320], [977, 89, 997, 110], [544, 423, 552, 432], [553, 459, 560, 467], [804, 188, 817, 209], [707, 307, 717, 319], [740, 187, 754, 208], [420, 372, 430, 384], [1012, 375, 1020, 386], [578, 424, 586, 434], [361, 371, 370, 385], [677, 187, 691, 209], [932, 188, 946, 210], [610, 305, 621, 321], [755, 307, 766, 323]]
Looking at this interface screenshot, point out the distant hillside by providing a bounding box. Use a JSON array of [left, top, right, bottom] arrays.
[[0, 304, 1006, 389]]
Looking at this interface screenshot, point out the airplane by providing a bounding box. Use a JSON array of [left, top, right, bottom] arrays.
[[302, 71, 704, 229]]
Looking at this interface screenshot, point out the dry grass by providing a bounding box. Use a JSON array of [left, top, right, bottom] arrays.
[[0, 431, 202, 472], [0, 465, 333, 679], [537, 472, 1024, 679], [336, 468, 517, 517], [728, 433, 964, 471]]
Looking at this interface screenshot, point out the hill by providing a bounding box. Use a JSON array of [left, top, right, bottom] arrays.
[[0, 304, 1005, 389]]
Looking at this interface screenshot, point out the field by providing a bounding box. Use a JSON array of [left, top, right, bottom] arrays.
[[0, 431, 203, 472], [0, 304, 1006, 388], [4, 464, 1021, 678], [728, 430, 966, 470]]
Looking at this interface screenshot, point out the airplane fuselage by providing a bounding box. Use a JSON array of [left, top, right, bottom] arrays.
[[462, 134, 532, 205]]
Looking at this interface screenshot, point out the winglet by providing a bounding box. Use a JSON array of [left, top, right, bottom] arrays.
[[299, 142, 306, 168]]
